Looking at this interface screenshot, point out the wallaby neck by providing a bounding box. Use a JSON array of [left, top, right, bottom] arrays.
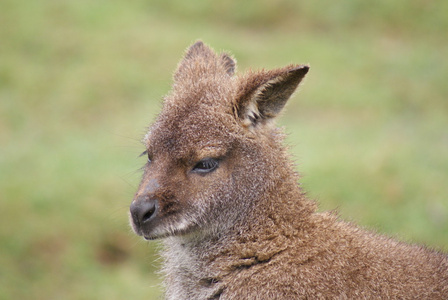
[[160, 178, 316, 299]]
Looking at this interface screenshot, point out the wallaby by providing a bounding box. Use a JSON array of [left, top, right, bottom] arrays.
[[129, 41, 448, 299]]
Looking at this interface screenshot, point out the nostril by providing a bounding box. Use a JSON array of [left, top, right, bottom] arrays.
[[130, 199, 157, 226], [141, 202, 156, 223]]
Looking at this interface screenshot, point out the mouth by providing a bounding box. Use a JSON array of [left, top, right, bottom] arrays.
[[130, 206, 197, 240], [131, 218, 158, 240], [143, 235, 156, 241]]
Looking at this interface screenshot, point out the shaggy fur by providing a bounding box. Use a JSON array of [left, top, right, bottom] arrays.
[[130, 41, 448, 299]]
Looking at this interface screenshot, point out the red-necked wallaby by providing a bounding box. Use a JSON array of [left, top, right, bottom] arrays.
[[130, 41, 448, 299]]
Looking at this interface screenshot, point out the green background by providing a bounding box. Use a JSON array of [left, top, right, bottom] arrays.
[[1, 1, 447, 299]]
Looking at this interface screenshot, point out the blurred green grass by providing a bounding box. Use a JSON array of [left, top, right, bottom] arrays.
[[1, 0, 447, 299]]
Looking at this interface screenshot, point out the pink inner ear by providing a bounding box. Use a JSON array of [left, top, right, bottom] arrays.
[[255, 65, 309, 117], [234, 65, 309, 126]]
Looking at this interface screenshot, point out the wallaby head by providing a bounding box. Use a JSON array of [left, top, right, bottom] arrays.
[[129, 42, 448, 299], [130, 41, 309, 240]]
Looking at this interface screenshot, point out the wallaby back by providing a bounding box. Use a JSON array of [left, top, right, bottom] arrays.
[[130, 41, 448, 299]]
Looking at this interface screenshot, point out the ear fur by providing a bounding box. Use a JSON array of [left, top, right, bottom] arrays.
[[174, 41, 236, 81], [183, 41, 213, 61], [220, 53, 236, 76], [235, 65, 309, 128]]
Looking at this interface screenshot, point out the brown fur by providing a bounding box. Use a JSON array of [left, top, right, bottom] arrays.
[[130, 41, 448, 299]]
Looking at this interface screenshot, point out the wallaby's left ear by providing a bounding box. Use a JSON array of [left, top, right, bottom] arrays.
[[235, 64, 309, 127]]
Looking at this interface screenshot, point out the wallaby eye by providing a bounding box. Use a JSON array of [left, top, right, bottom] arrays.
[[192, 158, 219, 174], [139, 150, 152, 163]]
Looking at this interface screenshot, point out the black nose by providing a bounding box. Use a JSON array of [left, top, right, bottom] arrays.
[[130, 198, 157, 227]]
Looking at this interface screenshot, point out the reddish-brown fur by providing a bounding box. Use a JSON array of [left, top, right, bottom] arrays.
[[130, 41, 448, 299]]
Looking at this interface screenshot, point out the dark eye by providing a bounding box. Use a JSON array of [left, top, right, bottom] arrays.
[[139, 150, 152, 163], [192, 158, 219, 174]]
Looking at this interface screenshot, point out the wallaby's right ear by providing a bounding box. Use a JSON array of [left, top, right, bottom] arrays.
[[234, 65, 309, 128], [175, 41, 236, 81], [219, 53, 236, 76], [183, 41, 212, 61]]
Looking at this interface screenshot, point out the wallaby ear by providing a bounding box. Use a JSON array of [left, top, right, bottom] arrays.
[[174, 41, 214, 81], [220, 53, 236, 76], [235, 65, 309, 127], [175, 41, 236, 81], [183, 41, 212, 60]]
